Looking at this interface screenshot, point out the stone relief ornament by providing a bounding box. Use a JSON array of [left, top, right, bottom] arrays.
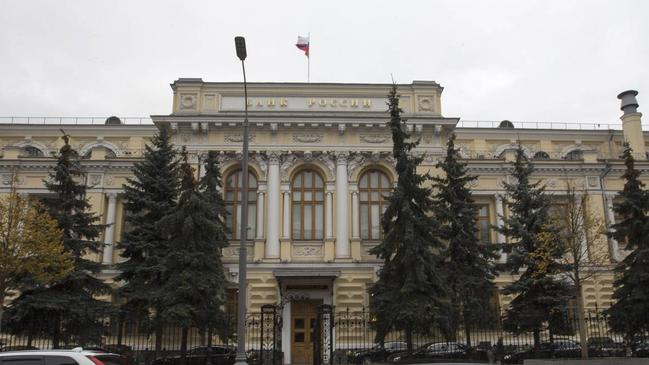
[[347, 153, 366, 180], [417, 96, 434, 112], [224, 133, 256, 143], [280, 153, 298, 180], [252, 154, 268, 177], [89, 174, 102, 186], [215, 151, 232, 166], [292, 245, 323, 257], [292, 133, 323, 143], [316, 153, 336, 179], [335, 151, 348, 164], [104, 175, 114, 186], [268, 152, 281, 165], [1, 174, 11, 185], [359, 134, 389, 144], [587, 176, 600, 189], [423, 154, 438, 165], [384, 154, 396, 167], [180, 94, 196, 109], [497, 177, 508, 189]]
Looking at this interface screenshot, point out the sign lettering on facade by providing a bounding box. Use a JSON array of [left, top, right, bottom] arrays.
[[221, 96, 388, 112]]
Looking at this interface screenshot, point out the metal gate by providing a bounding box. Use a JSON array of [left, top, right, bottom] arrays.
[[313, 304, 334, 365], [259, 304, 282, 365]]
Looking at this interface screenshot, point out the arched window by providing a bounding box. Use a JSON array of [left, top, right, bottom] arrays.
[[81, 148, 117, 159], [23, 146, 44, 157], [565, 150, 583, 161], [533, 151, 550, 160], [224, 170, 257, 240], [359, 170, 391, 240], [292, 169, 324, 240]]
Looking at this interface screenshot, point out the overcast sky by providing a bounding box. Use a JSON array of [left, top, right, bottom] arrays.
[[0, 0, 647, 126]]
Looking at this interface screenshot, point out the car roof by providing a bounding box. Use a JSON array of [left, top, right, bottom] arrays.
[[0, 349, 117, 356]]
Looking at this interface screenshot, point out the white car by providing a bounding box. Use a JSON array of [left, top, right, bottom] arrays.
[[0, 348, 131, 365]]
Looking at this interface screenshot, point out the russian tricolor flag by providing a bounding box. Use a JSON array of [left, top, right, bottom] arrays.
[[295, 35, 309, 57]]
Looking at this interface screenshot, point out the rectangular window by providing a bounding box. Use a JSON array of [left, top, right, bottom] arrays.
[[304, 205, 313, 238], [120, 208, 135, 242], [315, 204, 324, 239], [371, 204, 380, 238], [477, 204, 492, 243], [292, 204, 302, 238], [360, 203, 369, 239]]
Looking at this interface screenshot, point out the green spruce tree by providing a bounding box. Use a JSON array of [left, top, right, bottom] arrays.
[[197, 150, 230, 344], [157, 150, 231, 362], [369, 85, 448, 350], [432, 133, 499, 346], [4, 134, 111, 347], [116, 127, 179, 351], [498, 145, 572, 348], [606, 143, 649, 345]]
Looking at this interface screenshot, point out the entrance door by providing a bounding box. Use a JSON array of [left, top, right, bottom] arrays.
[[291, 300, 321, 364]]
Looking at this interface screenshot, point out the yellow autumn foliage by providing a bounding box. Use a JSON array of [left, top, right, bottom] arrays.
[[0, 184, 73, 305]]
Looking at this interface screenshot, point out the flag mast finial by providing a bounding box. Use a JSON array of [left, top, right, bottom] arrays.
[[295, 34, 310, 83]]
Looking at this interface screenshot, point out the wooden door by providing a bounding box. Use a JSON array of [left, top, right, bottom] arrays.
[[291, 300, 320, 364]]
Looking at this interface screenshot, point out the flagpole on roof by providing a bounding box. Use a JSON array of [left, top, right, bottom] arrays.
[[307, 32, 310, 83]]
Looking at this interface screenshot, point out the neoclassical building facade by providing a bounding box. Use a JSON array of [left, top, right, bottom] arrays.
[[0, 80, 645, 362]]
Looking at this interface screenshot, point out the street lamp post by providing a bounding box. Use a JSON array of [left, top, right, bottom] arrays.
[[234, 35, 250, 365]]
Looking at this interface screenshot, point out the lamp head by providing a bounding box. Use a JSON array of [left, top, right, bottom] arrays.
[[235, 36, 247, 61]]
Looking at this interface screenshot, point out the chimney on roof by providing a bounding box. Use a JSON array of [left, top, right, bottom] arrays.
[[618, 90, 645, 159]]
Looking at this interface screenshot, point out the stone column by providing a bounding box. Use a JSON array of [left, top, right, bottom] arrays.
[[282, 186, 291, 239], [325, 189, 334, 239], [605, 193, 620, 261], [351, 186, 360, 240], [350, 184, 362, 261], [575, 195, 590, 261], [335, 152, 350, 259], [266, 154, 281, 259], [324, 184, 335, 262], [253, 185, 267, 262], [256, 188, 265, 239], [494, 194, 507, 263], [102, 192, 118, 265]]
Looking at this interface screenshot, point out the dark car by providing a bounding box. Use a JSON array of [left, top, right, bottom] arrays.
[[503, 340, 581, 364], [587, 337, 624, 357], [348, 341, 409, 365], [633, 338, 649, 357], [152, 345, 237, 365], [388, 342, 472, 363]]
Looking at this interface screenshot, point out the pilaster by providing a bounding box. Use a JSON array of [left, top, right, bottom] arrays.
[[280, 239, 292, 262], [494, 194, 507, 263], [266, 153, 281, 259], [335, 152, 350, 259], [102, 192, 118, 265]]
